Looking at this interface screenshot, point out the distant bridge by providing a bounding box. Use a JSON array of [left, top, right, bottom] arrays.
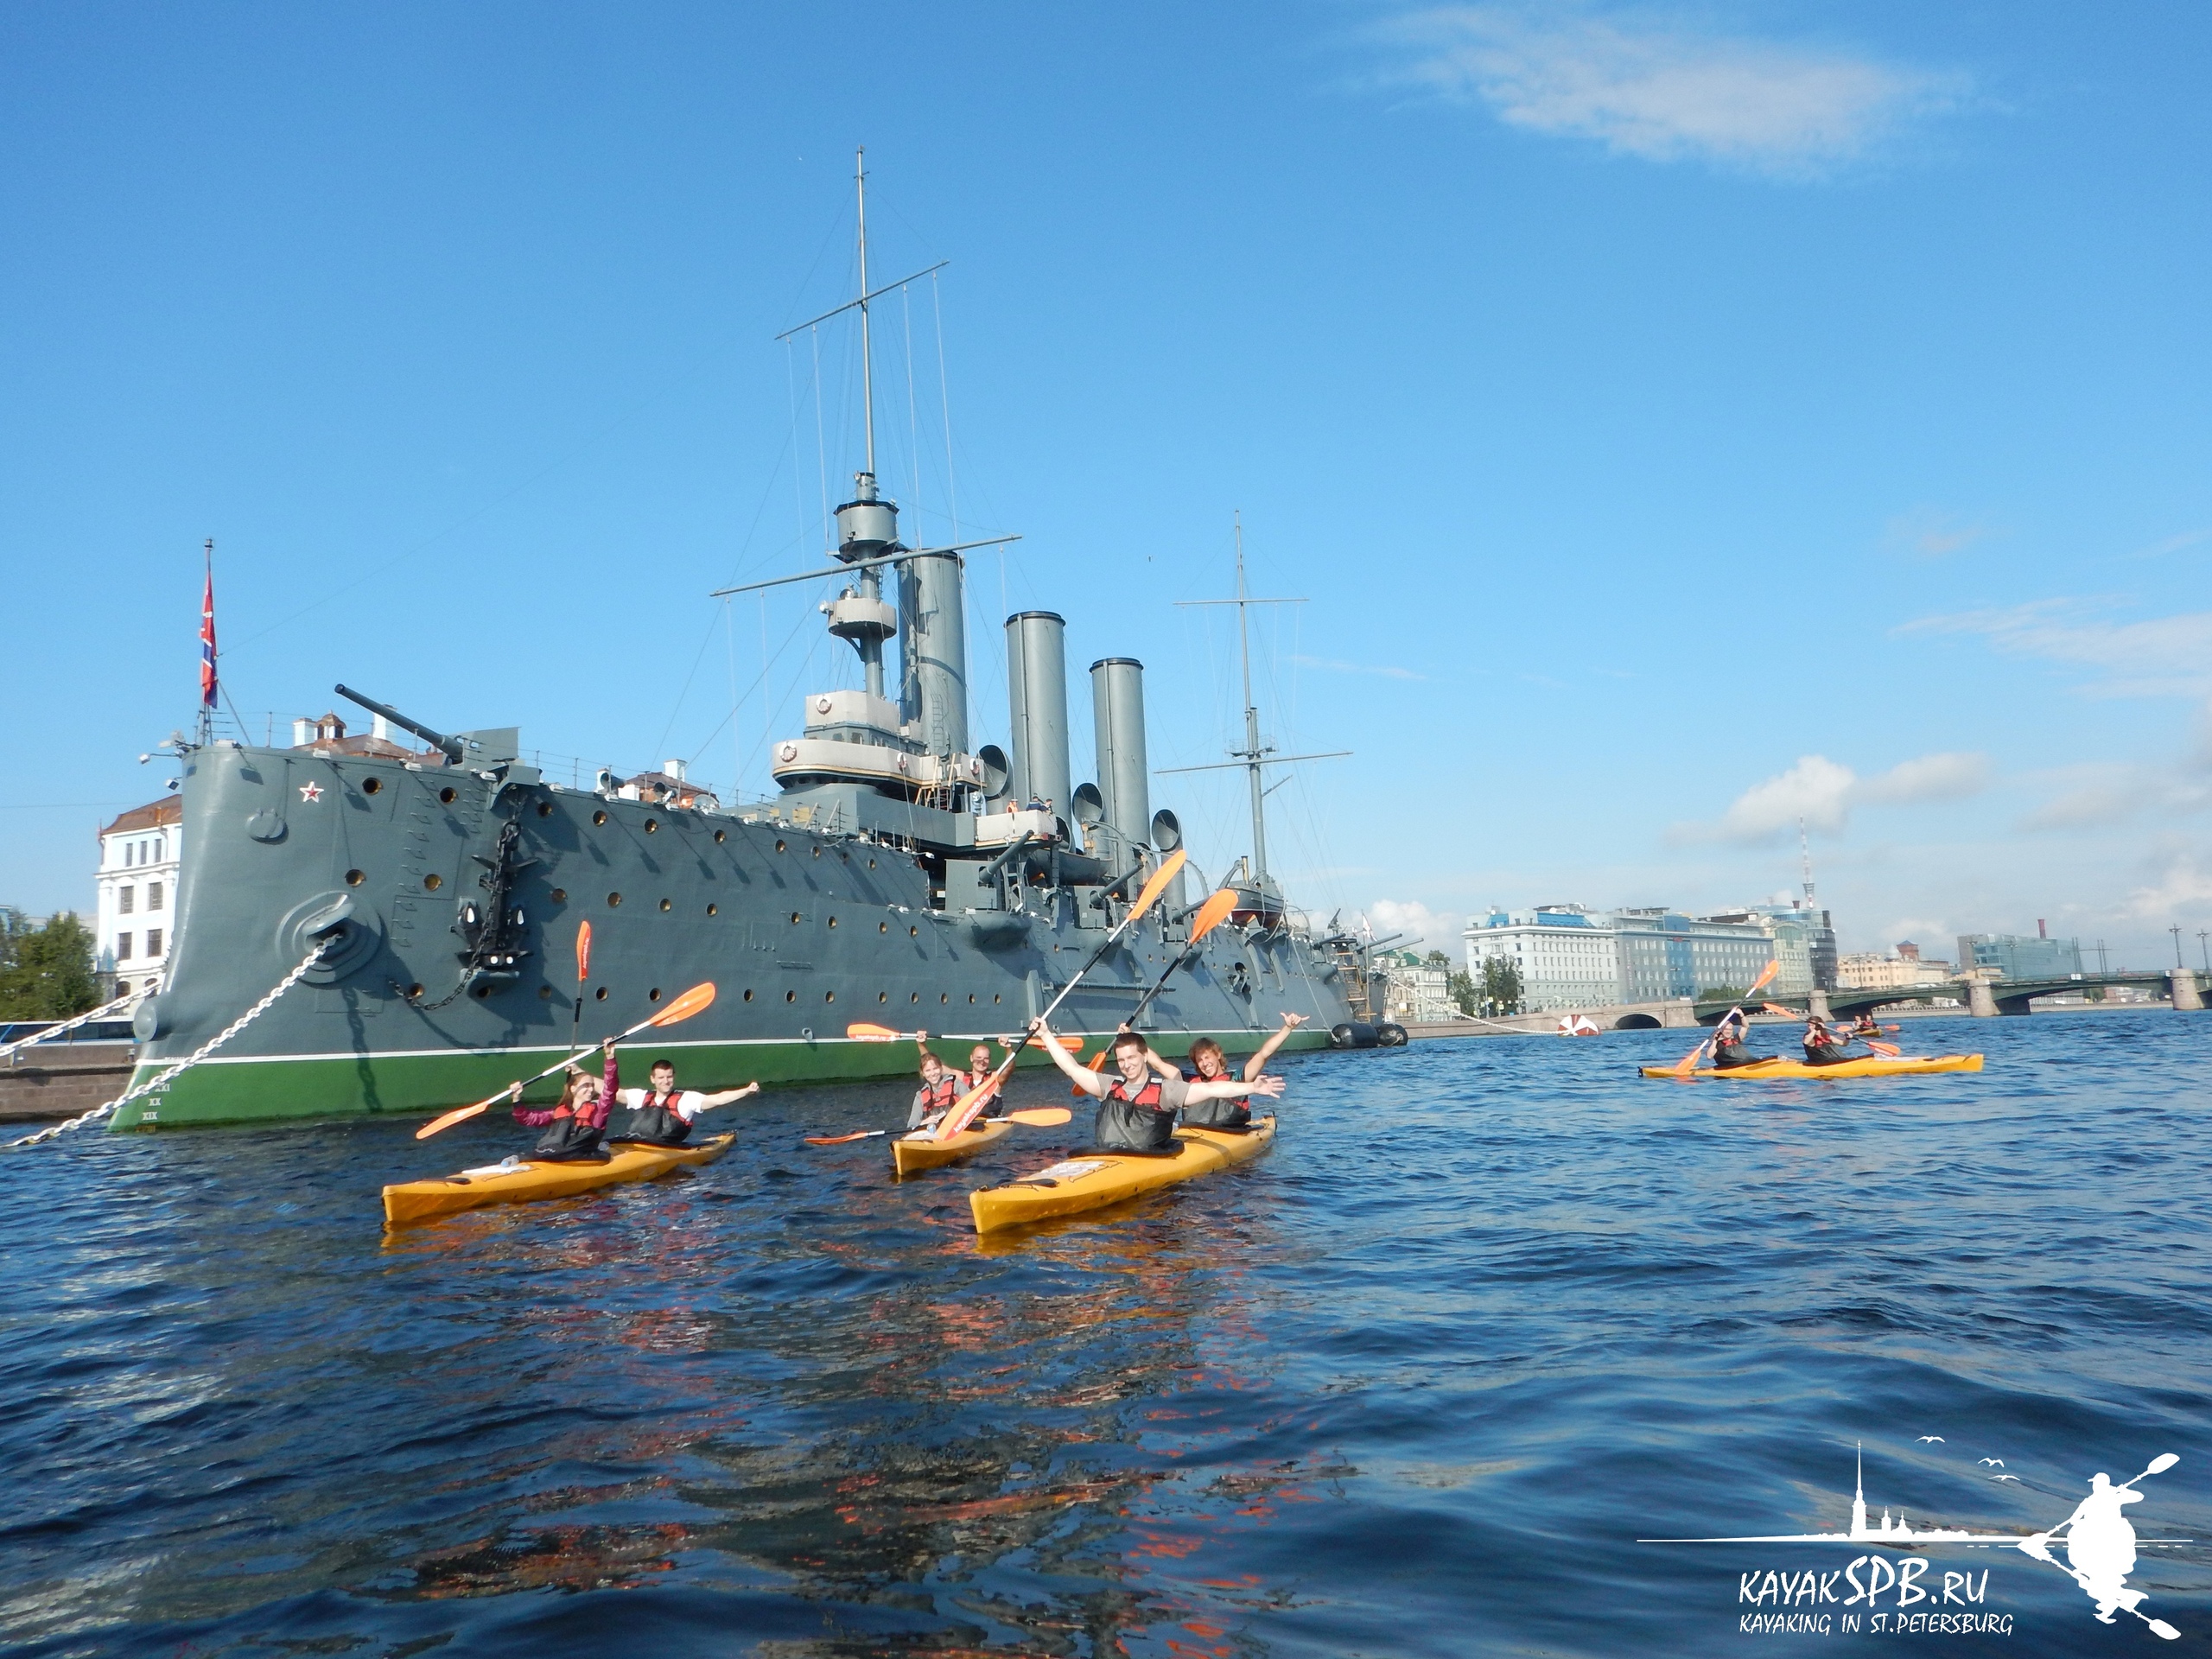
[[1694, 969, 2205, 1024]]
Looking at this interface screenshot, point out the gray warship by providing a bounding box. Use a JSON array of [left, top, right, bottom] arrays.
[[118, 170, 1357, 1131]]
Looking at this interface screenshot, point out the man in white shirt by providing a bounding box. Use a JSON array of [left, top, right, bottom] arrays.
[[602, 1037, 760, 1146]]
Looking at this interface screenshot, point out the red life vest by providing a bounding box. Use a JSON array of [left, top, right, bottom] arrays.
[[920, 1074, 962, 1112], [1104, 1074, 1164, 1110], [615, 1086, 692, 1146]]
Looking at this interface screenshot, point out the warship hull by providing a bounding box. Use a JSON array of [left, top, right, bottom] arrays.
[[120, 740, 1345, 1130]]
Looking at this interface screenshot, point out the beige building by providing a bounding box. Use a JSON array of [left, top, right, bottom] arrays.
[[1836, 950, 1955, 992]]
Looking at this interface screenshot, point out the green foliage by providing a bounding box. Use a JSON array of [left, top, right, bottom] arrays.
[[0, 909, 102, 1020], [1424, 950, 1451, 967], [1478, 957, 1523, 1016], [1446, 968, 1478, 1016], [1698, 985, 1749, 1003]]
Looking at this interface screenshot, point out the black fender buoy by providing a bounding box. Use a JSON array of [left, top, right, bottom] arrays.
[[1330, 1021, 1379, 1049], [1376, 1022, 1408, 1047]]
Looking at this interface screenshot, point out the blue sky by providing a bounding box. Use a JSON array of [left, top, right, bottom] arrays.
[[4, 2, 2210, 969]]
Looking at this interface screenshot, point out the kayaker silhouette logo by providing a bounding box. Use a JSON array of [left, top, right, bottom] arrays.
[[1642, 1446, 2187, 1640]]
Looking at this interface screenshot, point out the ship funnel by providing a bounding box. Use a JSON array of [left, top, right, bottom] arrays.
[[1090, 657, 1150, 863], [899, 552, 967, 758], [1006, 611, 1071, 821]]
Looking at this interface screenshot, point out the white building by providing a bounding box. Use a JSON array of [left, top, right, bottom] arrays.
[[1836, 952, 1955, 991], [1463, 906, 1622, 1014], [1379, 951, 1457, 1023], [97, 797, 182, 1003]]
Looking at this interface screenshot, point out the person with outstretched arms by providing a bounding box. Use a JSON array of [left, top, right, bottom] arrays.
[[1035, 1018, 1283, 1152], [604, 1038, 761, 1146]]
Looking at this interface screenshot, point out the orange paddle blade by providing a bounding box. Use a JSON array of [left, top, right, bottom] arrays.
[[1187, 887, 1239, 944], [646, 982, 716, 1027], [416, 1100, 491, 1141], [575, 919, 592, 982], [1125, 848, 1189, 925], [1760, 1002, 1797, 1019], [1006, 1106, 1071, 1127], [1669, 1041, 1706, 1078], [934, 1074, 1002, 1141], [1748, 959, 1778, 996], [1055, 1033, 1085, 1052], [1865, 1039, 1902, 1057], [844, 1022, 907, 1042]]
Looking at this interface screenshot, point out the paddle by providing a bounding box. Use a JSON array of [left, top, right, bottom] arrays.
[[1077, 887, 1243, 1085], [931, 849, 1188, 1141], [415, 981, 718, 1140], [568, 920, 592, 1058], [805, 1105, 1072, 1147], [1669, 960, 1781, 1077]]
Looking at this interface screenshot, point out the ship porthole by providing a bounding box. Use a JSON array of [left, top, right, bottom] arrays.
[[659, 898, 671, 912], [608, 892, 622, 906], [828, 916, 837, 929], [993, 994, 1001, 1004], [593, 810, 607, 826], [474, 985, 491, 998], [878, 991, 887, 1002], [644, 818, 658, 833], [743, 988, 753, 1001], [538, 985, 552, 1000], [706, 903, 717, 917], [774, 839, 785, 853], [790, 912, 801, 925], [648, 988, 662, 1001], [362, 777, 383, 795], [713, 830, 726, 843], [910, 925, 918, 938], [595, 987, 608, 1001], [879, 921, 887, 933], [406, 982, 424, 999], [940, 993, 949, 1004], [439, 786, 457, 804], [536, 801, 551, 817], [868, 857, 876, 868], [423, 874, 442, 891], [345, 868, 365, 887], [968, 994, 976, 1004], [785, 990, 796, 1003], [812, 845, 821, 858], [911, 992, 919, 1002], [824, 990, 835, 1003], [551, 887, 566, 902]]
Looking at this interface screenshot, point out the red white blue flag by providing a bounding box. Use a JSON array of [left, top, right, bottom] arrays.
[[199, 556, 217, 711]]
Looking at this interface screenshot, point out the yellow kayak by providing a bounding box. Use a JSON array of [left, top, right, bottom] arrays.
[[892, 1116, 1014, 1177], [382, 1133, 734, 1226], [1640, 1054, 1984, 1081], [969, 1117, 1275, 1234]]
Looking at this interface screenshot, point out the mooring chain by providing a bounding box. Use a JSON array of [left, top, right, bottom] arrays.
[[7, 940, 333, 1149], [0, 992, 137, 1066]]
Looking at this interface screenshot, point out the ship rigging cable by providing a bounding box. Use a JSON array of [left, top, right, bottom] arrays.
[[7, 939, 333, 1149]]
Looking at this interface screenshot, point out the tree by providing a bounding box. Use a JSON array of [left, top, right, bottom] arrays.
[[1446, 968, 1478, 1016], [0, 910, 101, 1020], [1698, 985, 1748, 1004], [1479, 957, 1523, 1016], [1425, 950, 1451, 967]]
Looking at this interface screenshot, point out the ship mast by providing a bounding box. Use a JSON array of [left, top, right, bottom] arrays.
[[855, 148, 876, 480], [1163, 515, 1350, 908]]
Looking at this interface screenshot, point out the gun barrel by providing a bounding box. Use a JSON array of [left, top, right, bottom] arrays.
[[333, 684, 465, 763]]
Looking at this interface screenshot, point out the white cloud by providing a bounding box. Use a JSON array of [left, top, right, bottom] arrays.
[[1899, 601, 2212, 698], [2124, 851, 2212, 922], [1675, 750, 1992, 843], [1370, 5, 1967, 177], [1366, 899, 1463, 955]]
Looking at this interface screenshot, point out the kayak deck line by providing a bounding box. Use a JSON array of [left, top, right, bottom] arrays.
[[1638, 1054, 1985, 1081], [969, 1118, 1275, 1234], [381, 1132, 735, 1227]]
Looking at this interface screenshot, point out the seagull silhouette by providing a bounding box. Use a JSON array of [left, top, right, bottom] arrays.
[[1980, 1458, 2004, 1467], [1917, 1436, 1944, 1444], [1991, 1473, 2021, 1483]]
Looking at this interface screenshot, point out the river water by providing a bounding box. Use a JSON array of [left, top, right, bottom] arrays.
[[4, 1011, 2209, 1656]]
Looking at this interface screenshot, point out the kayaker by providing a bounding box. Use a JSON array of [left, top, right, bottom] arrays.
[[505, 1058, 611, 1161], [1850, 1013, 1883, 1040], [965, 1041, 1008, 1120], [1711, 1008, 1763, 1070], [1802, 1016, 1853, 1066], [906, 1036, 964, 1131], [604, 1038, 761, 1146], [1172, 1010, 1308, 1128], [1034, 1017, 1282, 1153]]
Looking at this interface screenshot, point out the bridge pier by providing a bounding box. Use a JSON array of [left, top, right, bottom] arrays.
[[1661, 1003, 1697, 1029], [1967, 979, 1999, 1019], [1808, 988, 1831, 1022], [2173, 969, 2204, 1012]]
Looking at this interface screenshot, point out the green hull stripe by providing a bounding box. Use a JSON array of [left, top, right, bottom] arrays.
[[111, 1029, 1331, 1130]]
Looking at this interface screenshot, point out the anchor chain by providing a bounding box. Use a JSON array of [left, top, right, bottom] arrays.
[[0, 991, 137, 1065], [7, 940, 332, 1149]]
